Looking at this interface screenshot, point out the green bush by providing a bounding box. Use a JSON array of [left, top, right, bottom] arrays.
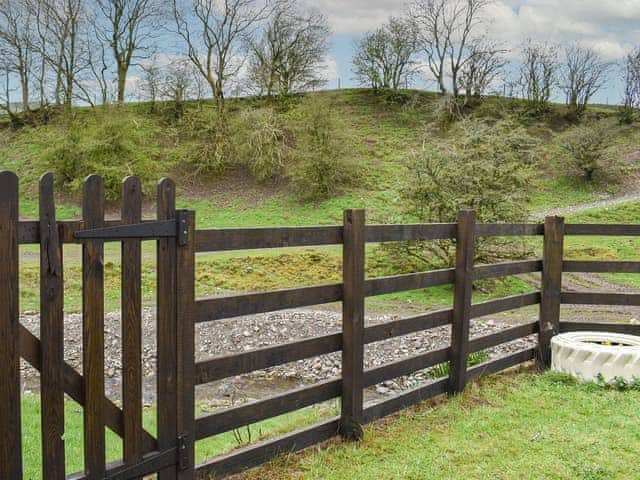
[[39, 113, 167, 199], [232, 108, 291, 182], [376, 119, 535, 270], [561, 124, 617, 182], [289, 97, 359, 200]]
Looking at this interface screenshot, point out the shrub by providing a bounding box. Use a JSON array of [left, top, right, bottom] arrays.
[[39, 114, 167, 199], [289, 97, 358, 200], [561, 124, 616, 182], [232, 107, 290, 182], [376, 119, 535, 271]]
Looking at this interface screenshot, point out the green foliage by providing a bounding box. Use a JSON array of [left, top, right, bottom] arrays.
[[618, 105, 636, 125], [38, 113, 167, 199], [561, 123, 617, 182], [379, 119, 535, 269], [430, 350, 490, 378], [595, 373, 640, 391], [232, 107, 291, 182], [289, 98, 359, 200]]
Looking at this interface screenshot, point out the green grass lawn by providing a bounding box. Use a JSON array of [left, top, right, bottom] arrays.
[[242, 371, 640, 480], [21, 395, 338, 479]]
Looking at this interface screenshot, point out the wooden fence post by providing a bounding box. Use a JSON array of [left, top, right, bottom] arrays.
[[39, 173, 65, 479], [449, 210, 476, 394], [539, 216, 565, 368], [176, 210, 196, 478], [82, 175, 106, 478], [340, 209, 365, 441], [0, 171, 22, 479], [157, 179, 178, 480], [121, 176, 143, 474]]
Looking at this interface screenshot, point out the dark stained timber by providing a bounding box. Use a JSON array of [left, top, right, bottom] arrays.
[[561, 292, 640, 306], [193, 283, 343, 323], [467, 348, 536, 382], [364, 269, 455, 297], [468, 322, 539, 353], [19, 325, 157, 452], [194, 418, 341, 480], [340, 209, 366, 440], [195, 379, 342, 440], [450, 211, 476, 394], [473, 260, 542, 280], [362, 377, 449, 424], [470, 292, 541, 319], [177, 211, 197, 479], [365, 223, 457, 242], [157, 179, 178, 480], [82, 175, 106, 478], [121, 177, 144, 474], [0, 171, 22, 479], [195, 333, 342, 385], [39, 173, 66, 480], [195, 226, 343, 251], [564, 224, 640, 236], [563, 261, 640, 273], [539, 216, 564, 368], [363, 347, 450, 387], [475, 223, 544, 237], [364, 309, 453, 344]]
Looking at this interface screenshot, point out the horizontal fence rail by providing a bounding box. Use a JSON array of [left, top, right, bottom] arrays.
[[4, 171, 640, 480]]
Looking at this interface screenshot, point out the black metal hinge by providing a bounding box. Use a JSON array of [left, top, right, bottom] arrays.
[[75, 210, 190, 246]]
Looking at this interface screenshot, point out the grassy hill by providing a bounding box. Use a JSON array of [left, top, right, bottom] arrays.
[[1, 89, 637, 225], [2, 89, 640, 313]]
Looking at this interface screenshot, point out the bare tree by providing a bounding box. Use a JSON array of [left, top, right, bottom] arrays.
[[458, 40, 506, 104], [0, 0, 34, 114], [410, 0, 491, 97], [622, 47, 640, 123], [172, 0, 271, 116], [33, 0, 86, 110], [161, 59, 195, 119], [139, 58, 162, 109], [561, 43, 610, 116], [249, 1, 330, 96], [519, 39, 558, 115], [352, 16, 419, 91], [95, 0, 161, 104]]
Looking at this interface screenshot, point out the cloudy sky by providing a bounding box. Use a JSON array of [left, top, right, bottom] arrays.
[[311, 0, 640, 104]]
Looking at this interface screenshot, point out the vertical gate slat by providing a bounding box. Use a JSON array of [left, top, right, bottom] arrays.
[[340, 209, 365, 440], [157, 179, 178, 480], [0, 171, 22, 479], [450, 210, 476, 394], [121, 177, 143, 473], [176, 210, 196, 479], [39, 173, 65, 479], [82, 175, 106, 478]]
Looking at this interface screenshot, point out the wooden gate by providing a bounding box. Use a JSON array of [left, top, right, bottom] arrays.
[[0, 172, 194, 479]]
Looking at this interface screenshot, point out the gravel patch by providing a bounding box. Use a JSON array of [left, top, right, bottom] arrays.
[[20, 308, 537, 405]]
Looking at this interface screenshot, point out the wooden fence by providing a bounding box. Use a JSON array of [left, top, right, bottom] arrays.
[[1, 171, 640, 479]]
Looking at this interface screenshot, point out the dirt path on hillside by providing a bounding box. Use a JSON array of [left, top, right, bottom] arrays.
[[533, 192, 640, 219]]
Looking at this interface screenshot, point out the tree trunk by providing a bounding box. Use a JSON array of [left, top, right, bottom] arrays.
[[117, 65, 128, 104]]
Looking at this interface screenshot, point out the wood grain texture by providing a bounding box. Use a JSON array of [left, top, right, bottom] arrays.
[[82, 175, 106, 478], [340, 209, 365, 440], [176, 210, 196, 479], [449, 211, 476, 394], [539, 216, 564, 368], [121, 177, 143, 474], [0, 171, 22, 479], [157, 179, 178, 480], [39, 173, 65, 479]]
